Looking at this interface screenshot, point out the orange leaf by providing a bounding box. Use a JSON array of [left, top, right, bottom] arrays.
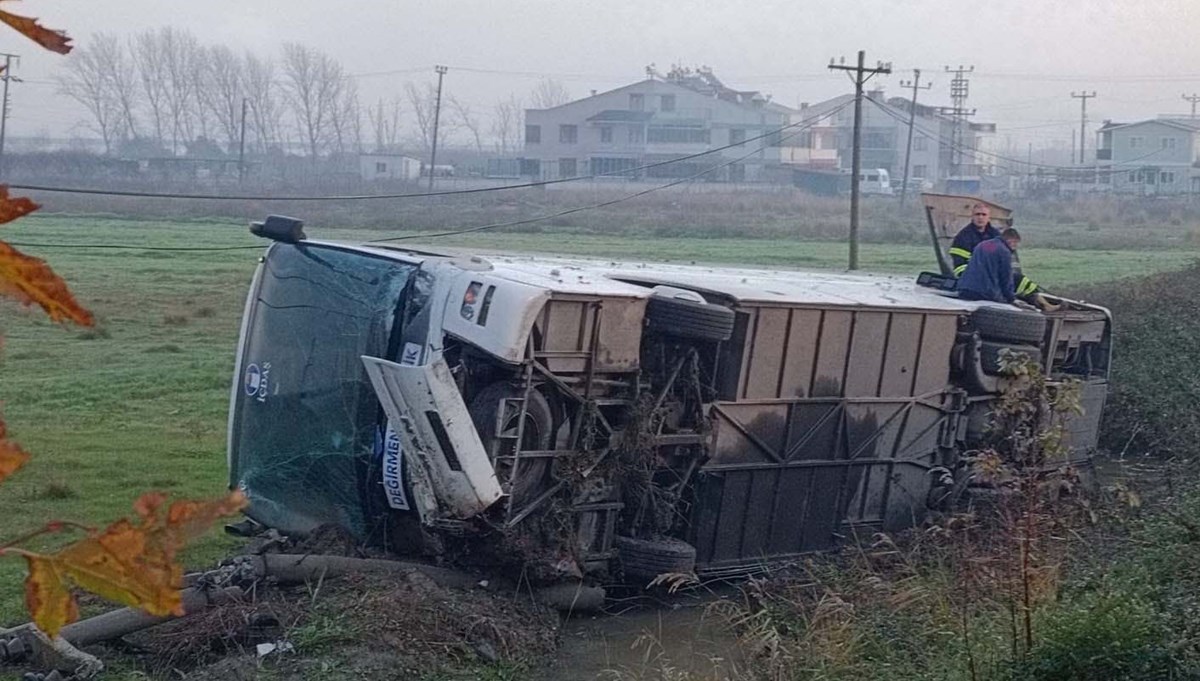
[[0, 417, 31, 484], [0, 3, 71, 54], [23, 555, 77, 638], [0, 186, 38, 224], [23, 491, 248, 634], [0, 240, 94, 325]]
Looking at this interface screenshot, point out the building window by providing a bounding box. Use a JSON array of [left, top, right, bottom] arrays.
[[913, 135, 928, 151], [559, 158, 577, 178], [1162, 137, 1177, 149], [629, 93, 644, 111], [559, 124, 577, 144], [375, 162, 387, 173], [647, 126, 710, 144], [600, 126, 613, 143], [730, 128, 746, 145], [1130, 136, 1143, 149], [1128, 170, 1137, 182], [913, 164, 927, 178], [1161, 171, 1175, 184], [525, 124, 541, 144], [628, 127, 644, 144], [660, 94, 676, 112]]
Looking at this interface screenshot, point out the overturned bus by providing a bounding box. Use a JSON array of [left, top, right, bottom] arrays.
[[227, 215, 1112, 582]]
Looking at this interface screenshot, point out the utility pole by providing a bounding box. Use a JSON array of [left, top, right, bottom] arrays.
[[1071, 91, 1096, 164], [1183, 93, 1200, 119], [942, 65, 975, 176], [428, 64, 448, 192], [238, 98, 248, 184], [0, 53, 20, 179], [898, 68, 932, 206], [828, 51, 891, 270]]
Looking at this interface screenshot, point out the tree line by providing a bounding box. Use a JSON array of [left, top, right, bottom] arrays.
[[57, 28, 573, 159]]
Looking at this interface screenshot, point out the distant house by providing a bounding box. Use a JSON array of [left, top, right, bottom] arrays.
[[360, 153, 421, 181], [523, 67, 787, 183], [1096, 118, 1200, 194], [780, 92, 992, 184]]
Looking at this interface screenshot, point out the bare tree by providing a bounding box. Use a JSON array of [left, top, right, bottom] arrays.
[[280, 43, 345, 159], [134, 27, 202, 153], [163, 29, 201, 152], [491, 94, 523, 155], [243, 52, 281, 152], [327, 72, 362, 156], [187, 45, 213, 144], [368, 97, 403, 151], [449, 96, 484, 152], [200, 45, 245, 153], [132, 30, 169, 148], [529, 78, 571, 108], [404, 80, 455, 154], [57, 36, 121, 153], [90, 34, 139, 142]]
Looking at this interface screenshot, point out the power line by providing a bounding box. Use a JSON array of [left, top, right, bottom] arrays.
[[898, 68, 932, 206], [1071, 91, 1097, 164], [865, 95, 1171, 174], [828, 51, 891, 270], [6, 112, 829, 202], [5, 241, 262, 252], [11, 103, 852, 252], [369, 102, 853, 243]]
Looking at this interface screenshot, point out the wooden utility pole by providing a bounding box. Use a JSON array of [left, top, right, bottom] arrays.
[[0, 53, 19, 179], [1183, 93, 1200, 119], [1071, 91, 1096, 164], [428, 65, 448, 191], [899, 69, 932, 207], [828, 51, 891, 270]]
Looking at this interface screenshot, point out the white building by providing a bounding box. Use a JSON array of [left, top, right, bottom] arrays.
[[1096, 118, 1200, 194], [780, 91, 990, 185], [359, 153, 421, 181], [523, 68, 787, 182]]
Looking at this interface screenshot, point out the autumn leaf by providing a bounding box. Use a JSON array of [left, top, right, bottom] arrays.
[[0, 417, 31, 484], [0, 241, 95, 326], [0, 2, 71, 54], [0, 186, 38, 224], [23, 556, 77, 637], [20, 490, 247, 637]]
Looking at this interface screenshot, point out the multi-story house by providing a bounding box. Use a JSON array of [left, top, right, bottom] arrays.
[[523, 68, 787, 182], [779, 91, 988, 185], [1095, 118, 1200, 194]]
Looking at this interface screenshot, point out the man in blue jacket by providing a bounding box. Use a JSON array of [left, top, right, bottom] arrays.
[[950, 203, 1040, 301], [958, 228, 1022, 304]]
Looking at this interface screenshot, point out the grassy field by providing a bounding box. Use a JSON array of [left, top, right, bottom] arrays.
[[0, 213, 1198, 633]]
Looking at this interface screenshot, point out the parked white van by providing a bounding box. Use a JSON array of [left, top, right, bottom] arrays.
[[859, 168, 893, 195]]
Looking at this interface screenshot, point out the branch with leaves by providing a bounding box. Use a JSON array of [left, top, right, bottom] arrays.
[[0, 10, 247, 640]]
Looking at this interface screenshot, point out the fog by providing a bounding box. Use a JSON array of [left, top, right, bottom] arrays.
[[7, 0, 1200, 150]]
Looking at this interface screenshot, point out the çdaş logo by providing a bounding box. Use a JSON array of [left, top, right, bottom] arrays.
[[244, 362, 271, 402]]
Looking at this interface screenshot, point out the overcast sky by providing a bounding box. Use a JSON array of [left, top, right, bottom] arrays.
[[7, 0, 1200, 152]]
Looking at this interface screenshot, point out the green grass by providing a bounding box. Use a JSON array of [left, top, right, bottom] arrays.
[[0, 214, 1197, 629]]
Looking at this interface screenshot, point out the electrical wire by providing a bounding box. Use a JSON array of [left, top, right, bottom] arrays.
[[4, 241, 263, 252], [8, 111, 832, 202], [865, 95, 1173, 174], [9, 102, 851, 252], [368, 101, 852, 243]]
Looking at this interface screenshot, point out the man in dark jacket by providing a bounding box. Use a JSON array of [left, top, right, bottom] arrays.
[[950, 203, 1040, 301], [958, 228, 1021, 304]]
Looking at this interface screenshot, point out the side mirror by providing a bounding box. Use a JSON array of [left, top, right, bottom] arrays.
[[250, 215, 306, 243]]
